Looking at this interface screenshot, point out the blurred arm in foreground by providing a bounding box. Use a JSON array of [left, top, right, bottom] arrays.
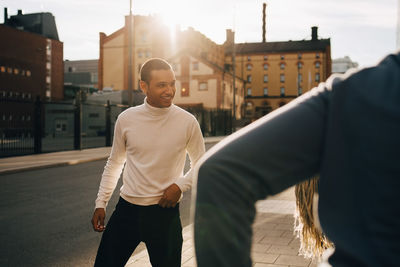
[[194, 52, 400, 267]]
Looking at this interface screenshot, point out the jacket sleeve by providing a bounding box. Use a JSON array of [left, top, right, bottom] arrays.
[[175, 118, 205, 192], [194, 83, 332, 267], [95, 117, 127, 210]]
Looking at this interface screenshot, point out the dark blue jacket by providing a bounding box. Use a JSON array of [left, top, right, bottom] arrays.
[[195, 52, 400, 267]]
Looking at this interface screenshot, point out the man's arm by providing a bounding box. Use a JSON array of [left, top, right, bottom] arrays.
[[158, 119, 205, 208], [91, 117, 127, 231], [194, 84, 331, 267], [175, 119, 205, 192]]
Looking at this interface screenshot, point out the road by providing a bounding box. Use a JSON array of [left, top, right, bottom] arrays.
[[0, 153, 205, 266]]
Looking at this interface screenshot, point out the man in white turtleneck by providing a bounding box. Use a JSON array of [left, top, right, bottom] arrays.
[[91, 58, 205, 267]]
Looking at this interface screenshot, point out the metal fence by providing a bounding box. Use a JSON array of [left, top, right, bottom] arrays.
[[1, 97, 232, 158]]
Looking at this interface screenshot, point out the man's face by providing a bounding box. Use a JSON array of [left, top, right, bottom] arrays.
[[140, 69, 176, 108]]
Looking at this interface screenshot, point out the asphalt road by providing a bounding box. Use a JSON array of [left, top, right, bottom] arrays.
[[0, 158, 197, 267]]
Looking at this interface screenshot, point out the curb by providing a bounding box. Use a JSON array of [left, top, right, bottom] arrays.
[[0, 136, 226, 175]]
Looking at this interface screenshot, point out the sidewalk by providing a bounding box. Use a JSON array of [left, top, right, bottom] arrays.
[[0, 136, 224, 175], [126, 187, 317, 267], [0, 135, 316, 267]]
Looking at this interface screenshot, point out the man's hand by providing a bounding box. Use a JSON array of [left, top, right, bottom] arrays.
[[158, 183, 182, 208], [91, 208, 106, 232]]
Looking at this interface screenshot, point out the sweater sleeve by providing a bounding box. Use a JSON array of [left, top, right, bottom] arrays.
[[194, 84, 331, 267], [175, 118, 205, 192], [95, 117, 127, 210]]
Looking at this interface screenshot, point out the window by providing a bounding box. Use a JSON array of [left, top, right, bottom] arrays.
[[26, 70, 31, 77], [245, 102, 254, 116], [298, 87, 303, 95], [7, 67, 12, 74], [199, 82, 207, 91], [141, 33, 147, 42], [315, 62, 320, 68], [46, 63, 51, 70], [0, 66, 5, 73], [247, 88, 252, 96], [145, 51, 151, 58], [247, 75, 252, 83], [246, 64, 252, 71], [297, 62, 303, 69], [280, 87, 285, 96], [315, 73, 320, 82], [193, 62, 199, 70], [280, 63, 285, 70], [13, 68, 19, 75], [263, 74, 268, 83], [263, 88, 268, 96], [138, 51, 143, 58], [298, 73, 302, 82], [55, 120, 67, 132], [263, 64, 268, 70], [280, 74, 285, 82]]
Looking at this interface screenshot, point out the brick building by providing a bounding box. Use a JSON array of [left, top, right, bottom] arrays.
[[0, 9, 64, 101]]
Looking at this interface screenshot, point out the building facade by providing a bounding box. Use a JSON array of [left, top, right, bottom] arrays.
[[64, 59, 98, 89], [98, 16, 244, 119], [98, 15, 171, 92], [332, 56, 358, 74], [225, 27, 331, 120], [0, 9, 64, 101]]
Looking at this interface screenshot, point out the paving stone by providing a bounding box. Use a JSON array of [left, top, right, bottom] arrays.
[[252, 243, 272, 253], [275, 255, 311, 266], [182, 257, 197, 267], [281, 230, 296, 238], [288, 238, 301, 248], [251, 252, 280, 264], [260, 236, 294, 246], [267, 245, 299, 256], [254, 264, 289, 267]]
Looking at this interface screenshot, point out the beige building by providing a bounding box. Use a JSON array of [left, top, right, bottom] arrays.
[[98, 15, 171, 92], [98, 15, 244, 119], [225, 27, 331, 119], [170, 50, 244, 119]]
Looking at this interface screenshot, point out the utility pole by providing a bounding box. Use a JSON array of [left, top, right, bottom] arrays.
[[127, 0, 134, 106], [232, 31, 236, 133], [397, 0, 400, 49]]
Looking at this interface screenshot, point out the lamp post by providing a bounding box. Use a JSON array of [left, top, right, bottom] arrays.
[[232, 30, 236, 133], [127, 0, 133, 106]]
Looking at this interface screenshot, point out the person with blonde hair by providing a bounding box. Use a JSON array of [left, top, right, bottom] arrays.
[[194, 52, 400, 267]]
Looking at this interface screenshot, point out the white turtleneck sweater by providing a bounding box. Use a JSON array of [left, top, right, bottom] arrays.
[[95, 99, 205, 209]]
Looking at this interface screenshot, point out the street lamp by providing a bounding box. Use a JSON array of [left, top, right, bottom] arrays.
[[232, 30, 236, 133]]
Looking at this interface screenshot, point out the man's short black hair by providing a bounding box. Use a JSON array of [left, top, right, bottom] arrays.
[[139, 58, 172, 84]]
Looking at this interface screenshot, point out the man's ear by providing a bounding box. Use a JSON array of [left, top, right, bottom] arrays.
[[139, 80, 148, 94]]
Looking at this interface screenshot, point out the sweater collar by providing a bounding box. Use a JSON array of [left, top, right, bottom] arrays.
[[144, 97, 173, 116]]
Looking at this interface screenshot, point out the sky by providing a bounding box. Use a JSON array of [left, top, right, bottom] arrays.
[[1, 0, 399, 68]]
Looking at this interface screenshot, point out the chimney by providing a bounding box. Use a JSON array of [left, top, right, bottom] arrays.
[[226, 29, 234, 45], [312, 26, 318, 41], [4, 8, 8, 23], [262, 3, 267, 42], [17, 9, 23, 15]]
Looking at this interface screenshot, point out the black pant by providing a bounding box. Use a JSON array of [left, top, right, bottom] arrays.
[[94, 197, 183, 267]]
